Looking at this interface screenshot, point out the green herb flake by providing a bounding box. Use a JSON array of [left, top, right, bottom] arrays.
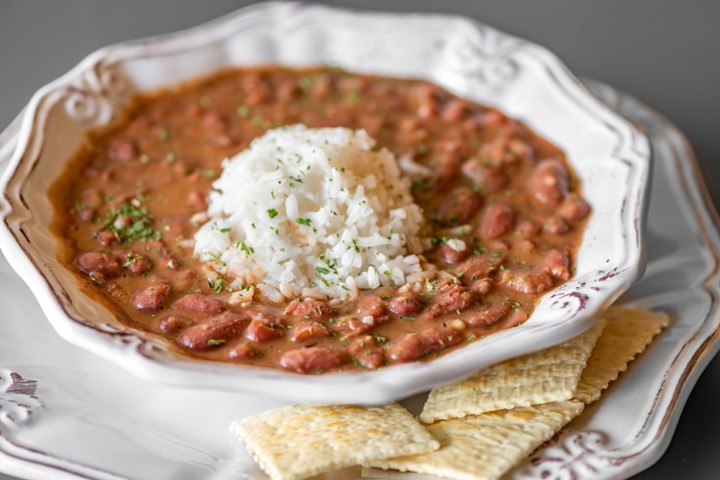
[[315, 266, 330, 275], [296, 217, 312, 226], [267, 208, 279, 219], [236, 105, 250, 118], [208, 275, 224, 294], [238, 242, 254, 256], [207, 338, 226, 346], [99, 198, 161, 243]]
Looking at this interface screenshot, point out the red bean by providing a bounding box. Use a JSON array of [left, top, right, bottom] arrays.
[[250, 311, 283, 328], [117, 251, 152, 275], [187, 191, 207, 211], [468, 277, 493, 295], [515, 219, 541, 238], [478, 137, 533, 167], [202, 111, 227, 130], [245, 319, 285, 343], [133, 284, 170, 313], [76, 252, 122, 279], [388, 295, 425, 316], [178, 311, 248, 351], [455, 253, 505, 283], [435, 151, 462, 190], [158, 315, 188, 335], [186, 103, 203, 118], [348, 335, 385, 370], [332, 316, 373, 338], [499, 269, 554, 294], [461, 159, 508, 194], [245, 84, 272, 106], [277, 80, 301, 100], [279, 347, 347, 373], [77, 207, 96, 222], [289, 321, 329, 342], [107, 137, 137, 162], [425, 284, 477, 320], [356, 295, 387, 322], [544, 216, 570, 235], [543, 249, 571, 281], [228, 344, 258, 360], [96, 231, 117, 247], [441, 99, 470, 122], [438, 240, 472, 265], [437, 187, 482, 226], [478, 203, 515, 240], [559, 193, 591, 223], [387, 326, 462, 362], [464, 303, 509, 328], [309, 76, 333, 97], [173, 294, 225, 315], [528, 159, 569, 207], [283, 299, 333, 321]]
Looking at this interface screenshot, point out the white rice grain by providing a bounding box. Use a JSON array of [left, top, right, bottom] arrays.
[[193, 125, 428, 302]]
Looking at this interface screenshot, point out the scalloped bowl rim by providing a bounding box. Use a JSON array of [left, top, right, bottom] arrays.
[[0, 1, 650, 404]]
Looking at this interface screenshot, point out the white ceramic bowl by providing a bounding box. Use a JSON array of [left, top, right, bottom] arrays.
[[0, 2, 650, 404]]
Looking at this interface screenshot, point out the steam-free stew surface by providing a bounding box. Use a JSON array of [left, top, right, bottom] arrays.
[[52, 67, 590, 374]]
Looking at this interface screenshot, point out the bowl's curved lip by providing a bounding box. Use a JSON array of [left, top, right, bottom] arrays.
[[0, 1, 651, 404]]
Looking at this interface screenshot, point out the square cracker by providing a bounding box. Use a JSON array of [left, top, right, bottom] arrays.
[[573, 306, 669, 404], [420, 319, 606, 423], [368, 307, 668, 480], [368, 401, 585, 480], [230, 403, 439, 480]]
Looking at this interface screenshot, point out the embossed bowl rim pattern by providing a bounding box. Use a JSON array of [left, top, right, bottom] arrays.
[[0, 2, 650, 404]]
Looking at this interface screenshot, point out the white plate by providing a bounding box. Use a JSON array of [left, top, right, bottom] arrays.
[[0, 2, 649, 404], [0, 81, 717, 480]]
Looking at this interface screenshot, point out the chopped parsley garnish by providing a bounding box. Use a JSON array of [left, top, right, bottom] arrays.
[[208, 275, 224, 294], [267, 208, 279, 219], [207, 339, 226, 346], [236, 105, 249, 118], [122, 253, 141, 267], [237, 242, 254, 256], [100, 198, 161, 243], [296, 217, 312, 226], [315, 266, 330, 275]]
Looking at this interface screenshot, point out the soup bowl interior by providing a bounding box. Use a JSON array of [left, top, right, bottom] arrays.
[[0, 2, 650, 404]]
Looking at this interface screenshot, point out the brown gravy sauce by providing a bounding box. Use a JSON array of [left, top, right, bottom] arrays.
[[50, 67, 589, 374]]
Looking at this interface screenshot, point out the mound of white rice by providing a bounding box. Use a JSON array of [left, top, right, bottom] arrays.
[[193, 124, 429, 302]]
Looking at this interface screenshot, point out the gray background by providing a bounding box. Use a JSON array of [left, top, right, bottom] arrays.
[[0, 1, 719, 479]]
